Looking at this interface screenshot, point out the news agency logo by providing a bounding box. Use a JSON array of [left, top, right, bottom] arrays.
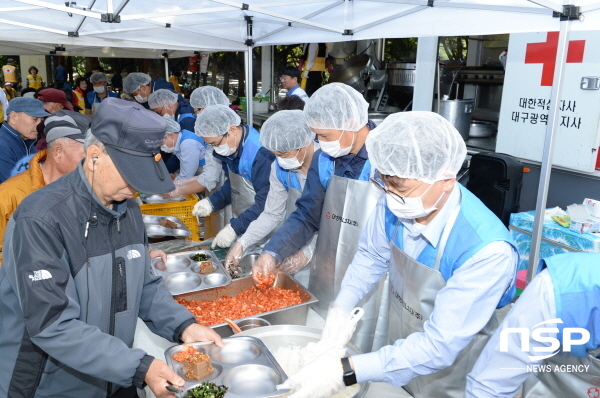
[[500, 318, 590, 361]]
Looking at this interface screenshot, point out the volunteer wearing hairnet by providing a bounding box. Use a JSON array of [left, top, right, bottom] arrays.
[[149, 89, 222, 197], [123, 72, 175, 108], [467, 252, 600, 398], [190, 86, 229, 114], [158, 116, 206, 181], [85, 72, 118, 116], [225, 110, 319, 284], [193, 104, 275, 249], [280, 111, 518, 398], [252, 83, 386, 354]]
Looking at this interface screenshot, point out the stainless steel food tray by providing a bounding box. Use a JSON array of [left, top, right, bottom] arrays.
[[143, 214, 191, 239], [151, 250, 232, 295], [237, 325, 369, 398], [140, 193, 186, 204], [165, 336, 289, 398], [176, 273, 318, 338]]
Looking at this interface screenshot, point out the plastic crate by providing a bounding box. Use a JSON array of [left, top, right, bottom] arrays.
[[139, 194, 201, 241]]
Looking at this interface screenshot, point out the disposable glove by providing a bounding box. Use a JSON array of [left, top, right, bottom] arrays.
[[211, 224, 237, 249], [302, 70, 309, 79], [281, 250, 309, 274], [252, 253, 278, 289], [305, 306, 364, 360], [225, 241, 245, 272], [192, 198, 213, 217], [276, 349, 345, 398]]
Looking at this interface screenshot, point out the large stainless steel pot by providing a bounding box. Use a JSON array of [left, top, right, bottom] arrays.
[[386, 62, 416, 87], [329, 54, 370, 93], [237, 325, 370, 398], [433, 99, 474, 140]]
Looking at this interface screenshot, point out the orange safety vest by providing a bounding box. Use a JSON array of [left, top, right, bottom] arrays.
[[2, 65, 18, 83]]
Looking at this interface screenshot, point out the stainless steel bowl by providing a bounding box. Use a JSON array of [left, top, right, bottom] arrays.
[[153, 256, 191, 272], [221, 365, 282, 396], [164, 272, 203, 295], [469, 121, 497, 138], [235, 318, 271, 331], [237, 325, 369, 398], [205, 339, 263, 363], [203, 273, 229, 287]]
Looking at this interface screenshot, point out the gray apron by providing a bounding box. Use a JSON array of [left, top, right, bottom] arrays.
[[204, 168, 233, 239], [228, 171, 255, 217], [308, 173, 389, 353], [523, 343, 600, 397], [387, 203, 498, 398]]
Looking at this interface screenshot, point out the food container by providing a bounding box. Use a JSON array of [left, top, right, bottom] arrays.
[[139, 194, 201, 241], [469, 121, 497, 138], [176, 273, 318, 338], [165, 336, 289, 398], [143, 215, 191, 239], [237, 253, 259, 277], [237, 325, 369, 398], [235, 318, 271, 331], [151, 250, 231, 295]]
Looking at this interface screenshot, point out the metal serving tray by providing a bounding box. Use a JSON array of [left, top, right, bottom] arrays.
[[140, 193, 186, 204], [151, 250, 232, 295], [175, 273, 318, 338], [165, 336, 289, 398], [143, 214, 191, 239]]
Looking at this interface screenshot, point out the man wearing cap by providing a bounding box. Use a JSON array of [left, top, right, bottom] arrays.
[[85, 71, 118, 116], [37, 87, 75, 113], [0, 97, 48, 183], [279, 112, 517, 398], [0, 98, 224, 398], [0, 110, 89, 262]]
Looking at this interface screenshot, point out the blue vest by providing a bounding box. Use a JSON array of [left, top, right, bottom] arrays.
[[318, 151, 372, 190], [179, 129, 207, 167], [543, 252, 600, 357], [275, 162, 303, 191], [233, 125, 262, 182], [384, 184, 517, 308]]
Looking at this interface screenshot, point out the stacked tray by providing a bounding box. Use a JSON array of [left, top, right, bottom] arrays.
[[151, 250, 232, 295], [143, 214, 191, 239], [165, 336, 290, 398], [140, 193, 186, 204]]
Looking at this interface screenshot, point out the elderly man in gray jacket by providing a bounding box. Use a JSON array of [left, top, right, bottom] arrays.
[[0, 98, 223, 398]]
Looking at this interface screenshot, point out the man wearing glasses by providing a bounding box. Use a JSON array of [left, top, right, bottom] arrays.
[[280, 66, 309, 102], [280, 111, 518, 398]]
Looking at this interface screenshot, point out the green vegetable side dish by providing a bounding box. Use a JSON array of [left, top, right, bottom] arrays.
[[190, 253, 210, 262], [186, 382, 228, 398]]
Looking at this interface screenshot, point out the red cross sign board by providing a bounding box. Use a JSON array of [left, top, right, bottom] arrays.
[[496, 31, 600, 173]]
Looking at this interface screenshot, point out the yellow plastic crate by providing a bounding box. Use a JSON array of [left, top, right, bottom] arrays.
[[139, 194, 201, 241]]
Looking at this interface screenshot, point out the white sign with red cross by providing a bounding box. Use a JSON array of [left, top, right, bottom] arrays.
[[496, 31, 600, 172]]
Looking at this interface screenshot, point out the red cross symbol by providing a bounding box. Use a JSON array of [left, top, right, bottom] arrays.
[[525, 31, 585, 86]]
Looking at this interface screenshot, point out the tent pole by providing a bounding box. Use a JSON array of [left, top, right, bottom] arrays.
[[245, 47, 253, 127], [164, 55, 169, 81], [527, 17, 572, 283]]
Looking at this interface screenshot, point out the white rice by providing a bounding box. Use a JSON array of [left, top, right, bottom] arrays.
[[274, 343, 361, 398]]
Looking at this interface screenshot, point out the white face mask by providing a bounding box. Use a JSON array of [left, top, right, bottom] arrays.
[[93, 85, 105, 94], [386, 183, 445, 220], [160, 144, 174, 153], [214, 133, 236, 157], [163, 113, 175, 120], [276, 148, 305, 170], [319, 130, 353, 158], [134, 94, 148, 103]]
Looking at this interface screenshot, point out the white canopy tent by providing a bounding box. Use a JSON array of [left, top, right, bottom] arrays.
[[2, 0, 600, 283]]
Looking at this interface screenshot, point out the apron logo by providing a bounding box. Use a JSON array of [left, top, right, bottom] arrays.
[[389, 285, 422, 321], [231, 188, 240, 196], [588, 387, 600, 398], [500, 319, 590, 361], [326, 212, 331, 219], [328, 213, 359, 227]]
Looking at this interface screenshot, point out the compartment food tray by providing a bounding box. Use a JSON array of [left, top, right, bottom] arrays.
[[165, 336, 289, 398], [140, 193, 187, 204], [143, 214, 191, 239], [176, 273, 318, 338], [151, 250, 231, 295], [139, 193, 200, 241]]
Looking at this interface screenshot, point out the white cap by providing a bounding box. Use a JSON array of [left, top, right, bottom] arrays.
[[303, 83, 368, 131], [148, 89, 178, 109], [194, 104, 241, 138], [163, 116, 181, 135], [260, 110, 314, 153], [366, 111, 467, 184]]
